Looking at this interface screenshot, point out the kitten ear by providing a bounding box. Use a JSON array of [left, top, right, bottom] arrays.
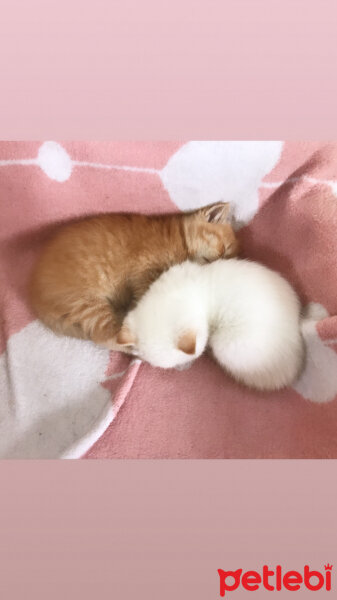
[[116, 324, 137, 347], [177, 330, 196, 355], [198, 202, 231, 224]]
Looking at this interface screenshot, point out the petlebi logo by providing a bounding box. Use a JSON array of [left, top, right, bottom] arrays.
[[218, 564, 333, 596]]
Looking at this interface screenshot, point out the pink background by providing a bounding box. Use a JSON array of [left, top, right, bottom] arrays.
[[1, 1, 337, 139], [0, 461, 335, 598], [1, 0, 337, 598]]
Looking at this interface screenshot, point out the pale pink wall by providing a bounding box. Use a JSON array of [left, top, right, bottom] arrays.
[[0, 1, 337, 138]]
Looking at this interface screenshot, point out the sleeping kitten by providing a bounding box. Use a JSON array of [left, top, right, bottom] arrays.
[[116, 259, 304, 392], [29, 203, 238, 347]]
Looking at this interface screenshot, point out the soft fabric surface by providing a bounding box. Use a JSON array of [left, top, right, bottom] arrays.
[[1, 141, 337, 458]]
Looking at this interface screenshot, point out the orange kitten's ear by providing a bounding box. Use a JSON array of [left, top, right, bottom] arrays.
[[198, 202, 231, 224], [177, 331, 196, 355], [116, 324, 137, 346]]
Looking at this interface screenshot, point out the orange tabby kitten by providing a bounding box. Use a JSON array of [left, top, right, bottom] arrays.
[[29, 203, 239, 348]]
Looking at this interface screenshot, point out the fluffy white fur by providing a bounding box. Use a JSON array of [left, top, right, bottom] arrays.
[[118, 259, 304, 391]]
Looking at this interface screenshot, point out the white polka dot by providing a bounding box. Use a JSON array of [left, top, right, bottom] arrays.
[[37, 141, 72, 182], [160, 141, 283, 228], [293, 303, 337, 403], [0, 320, 111, 458]]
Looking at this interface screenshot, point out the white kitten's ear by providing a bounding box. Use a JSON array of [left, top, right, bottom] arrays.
[[177, 330, 196, 355], [116, 324, 137, 347], [199, 202, 230, 224]]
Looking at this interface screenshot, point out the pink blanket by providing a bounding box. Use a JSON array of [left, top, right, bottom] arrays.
[[1, 141, 337, 458]]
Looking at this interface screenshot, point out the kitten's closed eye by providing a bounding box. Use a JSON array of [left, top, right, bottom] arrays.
[[175, 361, 193, 371], [123, 344, 136, 353], [192, 223, 239, 264], [196, 257, 211, 265]]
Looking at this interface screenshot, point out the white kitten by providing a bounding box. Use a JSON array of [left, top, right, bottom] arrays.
[[116, 259, 304, 391]]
